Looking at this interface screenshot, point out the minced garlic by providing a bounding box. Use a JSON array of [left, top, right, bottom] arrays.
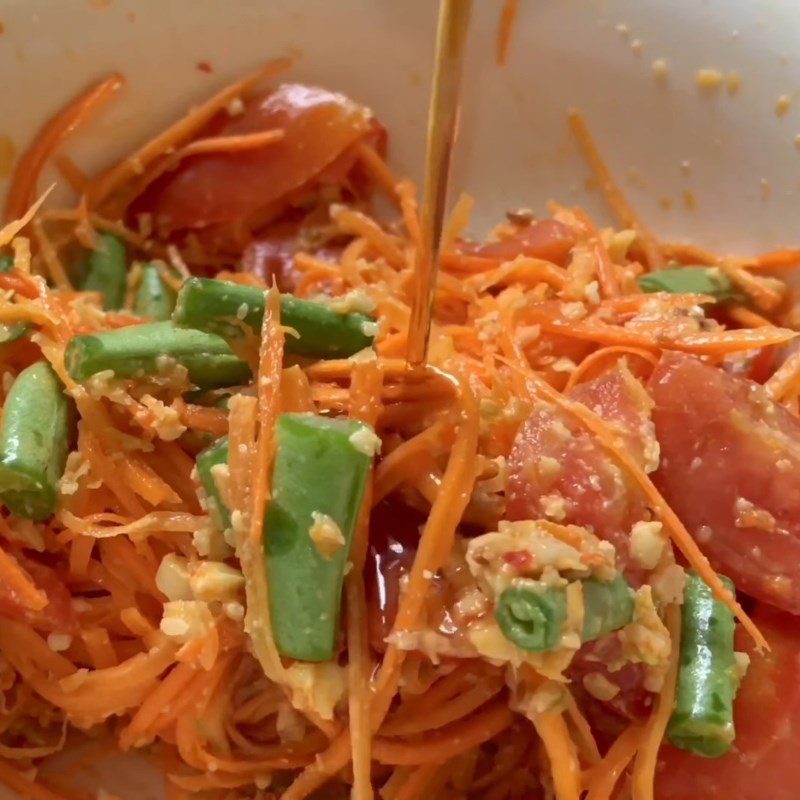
[[348, 426, 381, 456], [695, 68, 724, 91], [629, 520, 666, 570], [583, 672, 620, 701], [309, 512, 346, 558]]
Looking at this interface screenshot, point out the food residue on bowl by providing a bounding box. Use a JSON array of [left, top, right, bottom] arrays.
[[775, 94, 793, 117], [694, 68, 725, 91]]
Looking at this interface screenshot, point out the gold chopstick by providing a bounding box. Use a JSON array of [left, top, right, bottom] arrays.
[[406, 0, 472, 366]]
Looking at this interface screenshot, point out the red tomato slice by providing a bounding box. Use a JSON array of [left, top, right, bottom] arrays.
[[650, 352, 800, 612], [462, 220, 576, 265], [506, 364, 657, 578], [143, 83, 373, 230], [0, 557, 77, 633], [656, 605, 800, 799]]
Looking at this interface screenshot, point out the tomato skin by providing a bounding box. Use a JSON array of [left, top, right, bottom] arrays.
[[143, 84, 372, 230], [650, 352, 800, 612], [463, 220, 576, 265], [656, 605, 800, 799], [0, 556, 77, 633], [506, 364, 656, 579]]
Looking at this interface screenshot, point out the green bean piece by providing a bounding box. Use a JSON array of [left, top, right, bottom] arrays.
[[667, 572, 738, 758], [173, 277, 377, 358], [80, 232, 127, 310], [495, 586, 567, 651], [196, 436, 231, 534], [265, 413, 375, 661], [496, 575, 634, 652], [64, 321, 251, 389], [0, 362, 75, 519], [0, 256, 28, 344], [134, 263, 177, 321], [580, 575, 636, 642]]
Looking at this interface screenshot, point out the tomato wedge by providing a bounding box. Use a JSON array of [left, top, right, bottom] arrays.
[[461, 219, 576, 265], [650, 352, 800, 612], [656, 605, 800, 799], [143, 83, 373, 230], [0, 556, 76, 633], [507, 363, 657, 578]]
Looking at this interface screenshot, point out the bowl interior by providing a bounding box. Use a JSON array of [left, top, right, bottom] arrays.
[[1, 0, 800, 253]]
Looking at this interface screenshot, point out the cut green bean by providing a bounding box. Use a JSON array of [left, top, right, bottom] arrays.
[[173, 277, 376, 358], [0, 255, 28, 344], [496, 575, 634, 652], [265, 413, 375, 661], [495, 586, 567, 651], [80, 232, 127, 310], [667, 572, 737, 758], [196, 436, 231, 534], [134, 263, 177, 321], [64, 321, 251, 389], [0, 362, 75, 519]]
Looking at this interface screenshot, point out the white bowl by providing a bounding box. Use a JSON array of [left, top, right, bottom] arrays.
[[0, 1, 798, 797], [2, 0, 800, 255]]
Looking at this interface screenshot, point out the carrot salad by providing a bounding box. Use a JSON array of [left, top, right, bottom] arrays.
[[0, 62, 799, 800]]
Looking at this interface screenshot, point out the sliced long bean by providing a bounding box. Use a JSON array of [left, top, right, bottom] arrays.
[[0, 256, 28, 344], [667, 572, 738, 758], [0, 362, 75, 519], [496, 575, 634, 652], [265, 413, 375, 661], [65, 321, 251, 389], [80, 232, 127, 310], [196, 436, 231, 533], [173, 277, 376, 358], [134, 262, 177, 321]]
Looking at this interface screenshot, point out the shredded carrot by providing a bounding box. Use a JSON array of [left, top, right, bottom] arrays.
[[584, 722, 644, 800], [372, 700, 514, 765], [530, 711, 581, 800], [564, 690, 601, 767], [0, 759, 74, 800], [393, 763, 441, 800], [5, 74, 124, 222], [85, 58, 290, 207], [632, 605, 681, 800], [441, 192, 475, 253], [347, 361, 383, 800], [177, 128, 285, 157], [356, 141, 401, 203], [55, 154, 89, 194], [754, 247, 800, 270], [333, 207, 406, 269], [32, 219, 73, 291], [176, 402, 229, 436], [727, 305, 773, 329], [765, 346, 800, 402], [496, 0, 520, 66], [717, 262, 784, 311], [564, 346, 658, 390], [568, 110, 664, 271], [0, 548, 47, 611]]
